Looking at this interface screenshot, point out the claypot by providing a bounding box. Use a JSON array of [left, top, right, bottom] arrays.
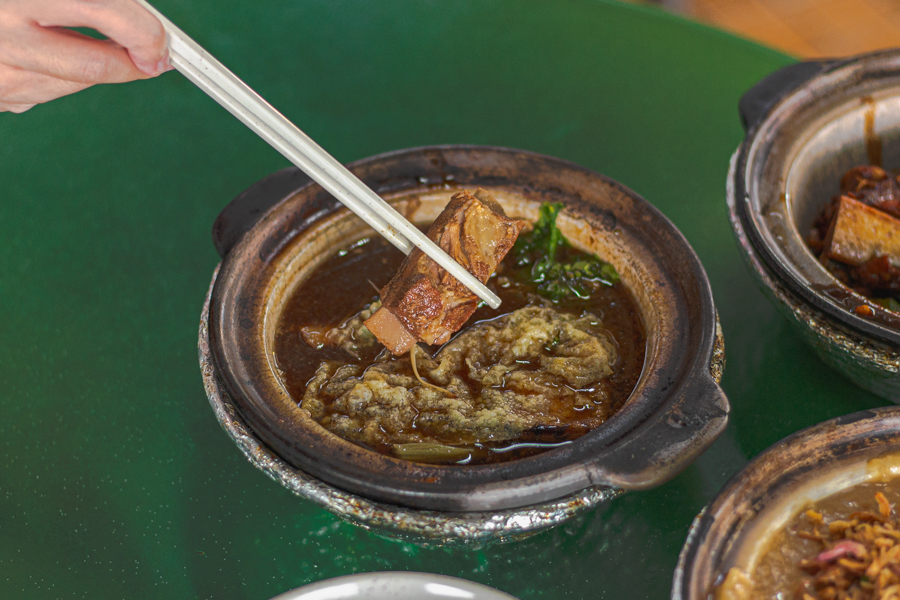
[[203, 145, 727, 517], [728, 49, 900, 401], [673, 407, 900, 600]]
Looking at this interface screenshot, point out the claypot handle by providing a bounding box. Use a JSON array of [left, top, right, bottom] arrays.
[[739, 59, 839, 132], [592, 374, 730, 490], [212, 167, 312, 258]]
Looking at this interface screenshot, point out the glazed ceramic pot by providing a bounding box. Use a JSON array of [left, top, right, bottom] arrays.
[[728, 49, 900, 401], [673, 406, 900, 600], [200, 145, 728, 545]]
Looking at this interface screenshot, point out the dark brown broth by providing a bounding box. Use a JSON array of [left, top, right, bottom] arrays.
[[273, 235, 645, 464]]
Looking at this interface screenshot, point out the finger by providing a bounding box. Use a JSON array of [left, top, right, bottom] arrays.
[[0, 25, 149, 84], [0, 102, 36, 113], [28, 0, 168, 76], [0, 62, 92, 105]]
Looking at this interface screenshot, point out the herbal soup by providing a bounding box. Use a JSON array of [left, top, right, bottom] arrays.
[[273, 202, 645, 465]]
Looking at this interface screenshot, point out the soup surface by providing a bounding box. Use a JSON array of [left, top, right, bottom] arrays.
[[273, 231, 645, 465]]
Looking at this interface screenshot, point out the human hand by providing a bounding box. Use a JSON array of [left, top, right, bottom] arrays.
[[0, 0, 168, 113]]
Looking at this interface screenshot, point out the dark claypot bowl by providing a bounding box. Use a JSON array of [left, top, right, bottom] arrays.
[[673, 407, 900, 600], [207, 145, 728, 512], [728, 49, 900, 400]]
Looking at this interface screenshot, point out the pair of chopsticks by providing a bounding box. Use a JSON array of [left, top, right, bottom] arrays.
[[133, 0, 501, 309]]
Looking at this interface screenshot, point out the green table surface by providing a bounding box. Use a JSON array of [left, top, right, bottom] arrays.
[[0, 1, 886, 598]]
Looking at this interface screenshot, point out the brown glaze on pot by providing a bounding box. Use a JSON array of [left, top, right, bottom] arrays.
[[207, 146, 728, 512]]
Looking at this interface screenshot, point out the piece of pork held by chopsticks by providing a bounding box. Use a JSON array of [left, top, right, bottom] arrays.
[[364, 189, 527, 355]]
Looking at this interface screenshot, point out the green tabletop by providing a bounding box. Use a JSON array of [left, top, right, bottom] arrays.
[[0, 1, 884, 598]]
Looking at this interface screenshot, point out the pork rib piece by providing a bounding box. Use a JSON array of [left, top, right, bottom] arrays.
[[364, 189, 527, 355]]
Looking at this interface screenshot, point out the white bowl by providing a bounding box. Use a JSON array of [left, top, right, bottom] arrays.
[[269, 572, 518, 600]]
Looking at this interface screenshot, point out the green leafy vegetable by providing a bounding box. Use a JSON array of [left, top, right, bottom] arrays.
[[512, 202, 619, 301], [514, 202, 566, 264]]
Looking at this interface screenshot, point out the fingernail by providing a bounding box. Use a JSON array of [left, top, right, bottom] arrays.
[[130, 49, 169, 76], [132, 56, 159, 76], [155, 51, 171, 75]]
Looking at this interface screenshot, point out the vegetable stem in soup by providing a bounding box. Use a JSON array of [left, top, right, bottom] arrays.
[[273, 207, 644, 465]]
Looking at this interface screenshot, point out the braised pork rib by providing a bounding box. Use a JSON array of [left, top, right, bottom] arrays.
[[364, 189, 527, 354]]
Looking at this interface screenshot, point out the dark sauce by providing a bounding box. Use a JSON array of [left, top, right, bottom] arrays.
[[862, 96, 883, 168], [274, 235, 646, 464]]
